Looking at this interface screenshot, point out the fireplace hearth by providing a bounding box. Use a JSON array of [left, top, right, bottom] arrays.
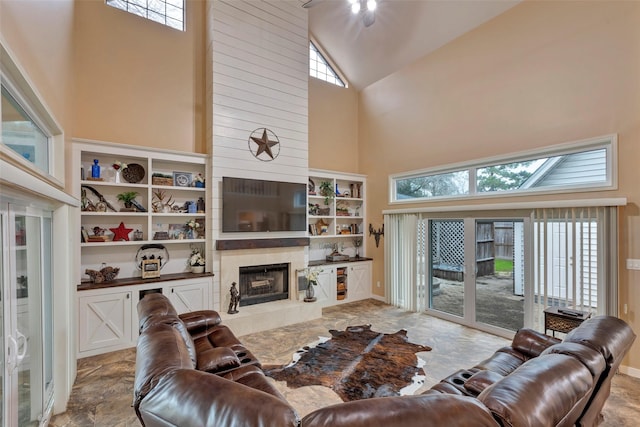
[[238, 263, 289, 306]]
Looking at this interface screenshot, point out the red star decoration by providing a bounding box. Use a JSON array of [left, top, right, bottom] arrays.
[[250, 128, 279, 160], [110, 222, 133, 241]]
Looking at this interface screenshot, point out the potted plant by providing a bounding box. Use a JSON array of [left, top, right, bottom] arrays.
[[304, 267, 322, 302], [188, 247, 205, 273], [116, 191, 138, 210], [319, 181, 334, 206]]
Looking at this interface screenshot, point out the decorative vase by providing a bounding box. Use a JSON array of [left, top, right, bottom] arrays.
[[91, 159, 100, 178], [304, 281, 317, 302], [191, 265, 204, 274], [115, 169, 121, 183]]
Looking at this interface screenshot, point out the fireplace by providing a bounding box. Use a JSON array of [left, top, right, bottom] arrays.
[[238, 263, 289, 307]]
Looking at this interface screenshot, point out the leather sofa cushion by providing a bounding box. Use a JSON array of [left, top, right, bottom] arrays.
[[428, 381, 466, 396], [138, 369, 299, 427], [478, 354, 593, 427], [197, 347, 241, 373], [179, 310, 222, 339], [473, 349, 526, 376], [222, 365, 287, 400], [193, 326, 261, 368], [564, 315, 636, 366], [134, 323, 195, 409], [541, 342, 605, 376], [301, 394, 499, 427], [511, 328, 561, 358], [137, 294, 198, 366], [137, 293, 179, 333], [464, 370, 503, 395]]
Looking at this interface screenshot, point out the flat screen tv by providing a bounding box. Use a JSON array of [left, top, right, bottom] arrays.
[[222, 177, 307, 232]]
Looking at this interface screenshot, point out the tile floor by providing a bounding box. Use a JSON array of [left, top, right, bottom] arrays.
[[49, 299, 640, 426]]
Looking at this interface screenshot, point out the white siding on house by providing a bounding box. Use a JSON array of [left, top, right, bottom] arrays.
[[528, 149, 607, 188]]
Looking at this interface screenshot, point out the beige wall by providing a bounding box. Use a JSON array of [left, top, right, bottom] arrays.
[[73, 0, 206, 153], [359, 1, 640, 368], [309, 77, 359, 172], [1, 0, 75, 137], [1, 0, 77, 414]]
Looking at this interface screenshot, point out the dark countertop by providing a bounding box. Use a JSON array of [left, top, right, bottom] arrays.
[[308, 257, 373, 267], [77, 271, 214, 291]]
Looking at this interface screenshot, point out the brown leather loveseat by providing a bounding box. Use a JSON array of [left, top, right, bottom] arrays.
[[134, 293, 635, 427]]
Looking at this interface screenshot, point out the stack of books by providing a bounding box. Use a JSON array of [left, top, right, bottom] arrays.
[[87, 235, 109, 242]]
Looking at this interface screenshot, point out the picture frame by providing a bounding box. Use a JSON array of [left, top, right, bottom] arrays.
[[316, 219, 329, 235], [81, 227, 89, 243], [168, 223, 186, 239], [173, 171, 193, 187], [141, 259, 161, 279]]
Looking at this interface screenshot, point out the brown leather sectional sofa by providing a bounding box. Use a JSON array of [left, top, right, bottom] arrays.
[[134, 293, 635, 427]]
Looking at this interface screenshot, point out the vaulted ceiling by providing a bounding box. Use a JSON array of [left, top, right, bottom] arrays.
[[306, 0, 521, 90]]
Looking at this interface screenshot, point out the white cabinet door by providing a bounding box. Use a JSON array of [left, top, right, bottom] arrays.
[[166, 281, 210, 314], [78, 291, 132, 354], [348, 262, 371, 302], [315, 268, 336, 307]]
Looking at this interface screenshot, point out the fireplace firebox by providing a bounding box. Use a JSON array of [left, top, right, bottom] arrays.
[[238, 263, 289, 306]]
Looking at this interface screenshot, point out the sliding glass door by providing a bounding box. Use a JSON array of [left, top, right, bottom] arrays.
[[1, 202, 53, 427], [426, 217, 527, 335], [474, 220, 525, 331], [387, 206, 614, 336]]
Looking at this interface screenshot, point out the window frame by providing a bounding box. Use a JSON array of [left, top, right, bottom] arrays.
[[389, 134, 617, 204], [1, 42, 64, 188], [309, 38, 347, 88], [105, 0, 185, 32]]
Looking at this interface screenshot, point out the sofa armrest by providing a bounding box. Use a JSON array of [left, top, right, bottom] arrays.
[[178, 310, 222, 333], [511, 328, 561, 358], [301, 394, 499, 427], [138, 369, 299, 427]]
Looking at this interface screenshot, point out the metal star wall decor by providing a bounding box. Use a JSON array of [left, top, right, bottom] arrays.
[[248, 128, 280, 161]]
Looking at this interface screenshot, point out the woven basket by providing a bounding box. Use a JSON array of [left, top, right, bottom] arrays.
[[545, 315, 583, 333], [152, 177, 173, 186]]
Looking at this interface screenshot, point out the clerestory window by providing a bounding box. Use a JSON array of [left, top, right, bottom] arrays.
[[106, 0, 185, 31], [391, 135, 616, 203], [310, 41, 346, 87]]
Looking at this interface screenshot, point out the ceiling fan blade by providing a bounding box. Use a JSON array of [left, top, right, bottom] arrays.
[[362, 10, 375, 27], [302, 0, 323, 8]]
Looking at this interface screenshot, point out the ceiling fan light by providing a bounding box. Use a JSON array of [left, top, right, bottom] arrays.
[[351, 2, 361, 14], [367, 0, 377, 12]]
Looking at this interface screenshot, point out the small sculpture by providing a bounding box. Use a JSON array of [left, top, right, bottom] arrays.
[[85, 264, 120, 283], [228, 282, 240, 314], [369, 223, 384, 248]]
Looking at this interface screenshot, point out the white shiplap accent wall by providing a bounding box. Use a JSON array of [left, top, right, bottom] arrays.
[[207, 0, 309, 310]]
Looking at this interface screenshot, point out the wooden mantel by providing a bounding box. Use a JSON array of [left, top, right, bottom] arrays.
[[216, 238, 310, 251]]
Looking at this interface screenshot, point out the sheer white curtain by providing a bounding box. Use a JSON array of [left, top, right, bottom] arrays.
[[385, 213, 421, 311], [532, 206, 617, 330]]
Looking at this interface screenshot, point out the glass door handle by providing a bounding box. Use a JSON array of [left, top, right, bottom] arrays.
[[15, 329, 28, 364], [7, 335, 17, 371]]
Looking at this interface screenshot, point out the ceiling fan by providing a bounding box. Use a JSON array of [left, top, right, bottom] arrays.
[[303, 0, 378, 28]]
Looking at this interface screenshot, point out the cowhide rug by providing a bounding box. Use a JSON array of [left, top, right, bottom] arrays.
[[264, 325, 431, 402]]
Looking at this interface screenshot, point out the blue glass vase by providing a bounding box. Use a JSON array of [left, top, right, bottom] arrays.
[[91, 159, 101, 178]]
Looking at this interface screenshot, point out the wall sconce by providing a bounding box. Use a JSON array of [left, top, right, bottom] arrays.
[[369, 223, 384, 247]]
